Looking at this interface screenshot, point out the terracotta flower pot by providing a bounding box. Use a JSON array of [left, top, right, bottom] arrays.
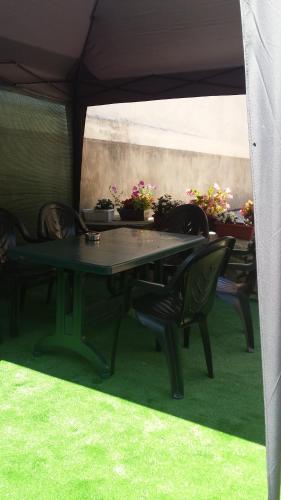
[[118, 208, 148, 221], [215, 222, 254, 240]]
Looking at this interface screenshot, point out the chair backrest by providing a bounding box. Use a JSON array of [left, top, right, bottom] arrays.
[[244, 236, 256, 292], [169, 238, 231, 322], [0, 208, 33, 258], [38, 202, 87, 240], [230, 236, 256, 294], [247, 236, 255, 256], [206, 236, 236, 275], [162, 204, 209, 238], [0, 208, 17, 258]]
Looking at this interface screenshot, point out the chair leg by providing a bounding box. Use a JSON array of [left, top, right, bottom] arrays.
[[198, 318, 214, 378], [158, 325, 184, 399], [183, 326, 190, 348], [237, 292, 255, 352]]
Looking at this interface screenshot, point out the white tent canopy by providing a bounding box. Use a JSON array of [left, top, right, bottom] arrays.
[[0, 1, 280, 498]]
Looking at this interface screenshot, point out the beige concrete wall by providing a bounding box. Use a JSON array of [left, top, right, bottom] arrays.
[[85, 95, 249, 159], [80, 138, 252, 210]]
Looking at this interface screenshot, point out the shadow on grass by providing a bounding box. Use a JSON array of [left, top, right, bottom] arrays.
[[0, 286, 264, 446]]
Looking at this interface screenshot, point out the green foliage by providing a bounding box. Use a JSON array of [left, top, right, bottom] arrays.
[[216, 211, 239, 224], [95, 198, 114, 210], [152, 194, 182, 215], [240, 200, 254, 225]]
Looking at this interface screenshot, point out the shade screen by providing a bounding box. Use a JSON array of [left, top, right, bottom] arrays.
[[0, 89, 73, 235]]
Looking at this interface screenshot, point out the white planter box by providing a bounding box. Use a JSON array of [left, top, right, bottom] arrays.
[[81, 208, 114, 223]]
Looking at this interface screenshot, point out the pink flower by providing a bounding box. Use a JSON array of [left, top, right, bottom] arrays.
[[132, 186, 138, 192], [213, 182, 220, 190], [138, 180, 145, 186], [110, 185, 117, 193]]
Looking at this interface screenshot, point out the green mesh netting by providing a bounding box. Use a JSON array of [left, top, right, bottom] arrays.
[[0, 88, 73, 236]]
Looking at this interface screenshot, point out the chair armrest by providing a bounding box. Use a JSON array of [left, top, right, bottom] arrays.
[[23, 234, 43, 244], [133, 279, 167, 295], [232, 248, 249, 256], [227, 261, 256, 272], [75, 212, 88, 234], [17, 222, 41, 243]]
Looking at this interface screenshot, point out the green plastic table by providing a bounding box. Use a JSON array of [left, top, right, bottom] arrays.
[[8, 228, 204, 377]]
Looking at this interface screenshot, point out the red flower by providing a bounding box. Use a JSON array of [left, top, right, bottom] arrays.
[[122, 198, 135, 209]]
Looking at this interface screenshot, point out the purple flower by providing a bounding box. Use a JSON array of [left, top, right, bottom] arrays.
[[138, 180, 145, 187], [110, 185, 117, 193]]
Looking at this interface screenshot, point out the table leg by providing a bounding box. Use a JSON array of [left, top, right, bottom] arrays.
[[34, 269, 111, 379]]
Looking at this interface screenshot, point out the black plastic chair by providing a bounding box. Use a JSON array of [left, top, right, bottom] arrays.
[[37, 201, 89, 301], [38, 202, 87, 241], [112, 238, 230, 399], [216, 238, 256, 352], [37, 202, 123, 299], [0, 208, 55, 337], [162, 203, 209, 238], [152, 204, 209, 282]]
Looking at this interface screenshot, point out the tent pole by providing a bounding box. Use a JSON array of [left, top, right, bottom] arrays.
[[72, 99, 87, 211], [70, 1, 99, 211]]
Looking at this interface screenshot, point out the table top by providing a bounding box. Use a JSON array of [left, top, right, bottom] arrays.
[[8, 228, 204, 275]]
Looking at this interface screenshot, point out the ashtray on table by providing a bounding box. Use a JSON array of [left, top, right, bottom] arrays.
[[85, 231, 101, 242]]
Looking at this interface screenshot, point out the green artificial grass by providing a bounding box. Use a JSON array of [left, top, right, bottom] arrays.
[[0, 283, 266, 499]]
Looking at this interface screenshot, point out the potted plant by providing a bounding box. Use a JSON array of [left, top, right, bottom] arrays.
[[186, 183, 233, 230], [240, 199, 254, 225], [214, 208, 255, 240], [110, 181, 156, 221], [92, 198, 115, 222], [152, 194, 182, 229], [82, 198, 115, 223]]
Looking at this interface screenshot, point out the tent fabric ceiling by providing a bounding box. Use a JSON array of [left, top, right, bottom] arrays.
[[0, 0, 245, 104]]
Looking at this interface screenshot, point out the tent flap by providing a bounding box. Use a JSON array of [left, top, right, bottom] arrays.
[[240, 1, 281, 499]]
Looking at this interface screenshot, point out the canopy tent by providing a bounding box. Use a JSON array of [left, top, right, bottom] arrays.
[[0, 1, 279, 498], [0, 0, 245, 104], [0, 0, 245, 210]]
